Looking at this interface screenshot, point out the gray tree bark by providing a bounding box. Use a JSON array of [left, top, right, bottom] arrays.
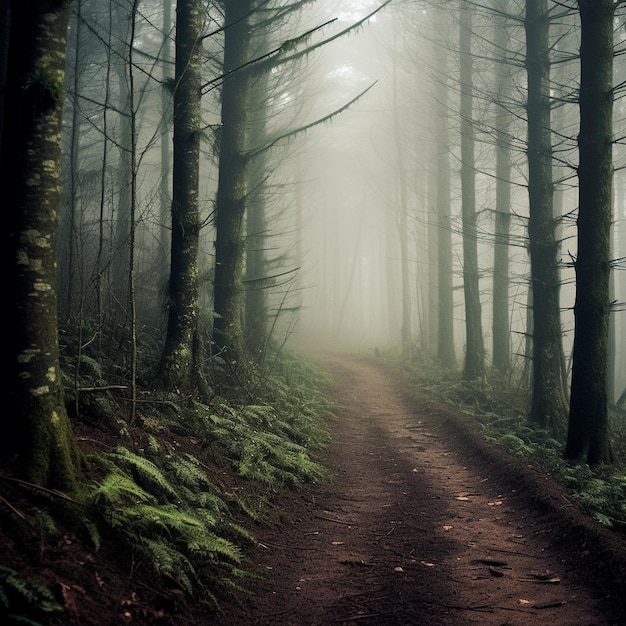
[[433, 8, 456, 370], [459, 2, 485, 380], [491, 0, 513, 374]]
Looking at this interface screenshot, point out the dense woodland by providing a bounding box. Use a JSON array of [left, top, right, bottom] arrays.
[[2, 0, 626, 622]]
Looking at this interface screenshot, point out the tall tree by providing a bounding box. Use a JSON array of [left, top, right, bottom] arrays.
[[111, 0, 134, 312], [525, 0, 567, 433], [3, 0, 79, 491], [491, 0, 514, 374], [158, 0, 204, 391], [0, 0, 9, 153], [212, 1, 252, 363], [433, 7, 456, 370], [459, 1, 485, 380], [392, 40, 412, 355], [564, 0, 615, 464]]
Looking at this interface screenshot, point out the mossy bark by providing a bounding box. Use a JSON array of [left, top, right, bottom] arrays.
[[3, 0, 79, 492], [158, 0, 202, 392]]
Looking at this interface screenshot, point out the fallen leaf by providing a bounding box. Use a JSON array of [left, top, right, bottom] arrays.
[[443, 525, 453, 531]]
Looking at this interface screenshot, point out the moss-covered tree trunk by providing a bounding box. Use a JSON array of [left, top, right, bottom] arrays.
[[564, 0, 614, 465], [158, 0, 202, 391], [212, 2, 252, 363], [3, 0, 78, 492], [525, 0, 567, 434], [459, 2, 485, 380]]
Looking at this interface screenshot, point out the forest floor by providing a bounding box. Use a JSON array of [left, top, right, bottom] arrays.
[[3, 350, 626, 625], [213, 350, 626, 626]]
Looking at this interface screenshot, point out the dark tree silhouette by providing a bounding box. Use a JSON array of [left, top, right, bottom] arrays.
[[525, 0, 567, 434], [565, 0, 616, 465], [3, 0, 79, 491]]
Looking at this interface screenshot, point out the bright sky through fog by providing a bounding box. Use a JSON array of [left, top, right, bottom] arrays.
[[336, 0, 379, 22]]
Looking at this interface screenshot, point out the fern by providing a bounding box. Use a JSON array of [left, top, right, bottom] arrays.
[[87, 446, 248, 608], [0, 566, 63, 625], [91, 473, 155, 508], [170, 454, 214, 489], [78, 354, 103, 379], [107, 447, 179, 500], [141, 536, 196, 593]]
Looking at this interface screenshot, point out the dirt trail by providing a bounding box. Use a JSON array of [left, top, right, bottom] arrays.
[[214, 352, 626, 625]]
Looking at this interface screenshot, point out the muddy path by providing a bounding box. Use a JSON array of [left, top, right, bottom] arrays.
[[214, 352, 626, 625]]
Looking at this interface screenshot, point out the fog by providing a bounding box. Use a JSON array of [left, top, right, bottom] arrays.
[[282, 2, 625, 392], [55, 0, 625, 397]]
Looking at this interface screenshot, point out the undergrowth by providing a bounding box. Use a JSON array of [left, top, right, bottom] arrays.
[[401, 360, 626, 534], [1, 347, 335, 623], [0, 566, 63, 625]]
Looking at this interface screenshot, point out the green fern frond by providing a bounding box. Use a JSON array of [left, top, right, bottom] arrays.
[[170, 454, 212, 489], [31, 509, 59, 542], [91, 473, 155, 507], [140, 537, 195, 594], [147, 434, 162, 453], [0, 566, 63, 621], [79, 354, 103, 378], [108, 447, 178, 500]]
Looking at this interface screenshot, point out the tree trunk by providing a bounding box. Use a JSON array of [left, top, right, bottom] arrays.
[[3, 0, 78, 491], [112, 0, 133, 313], [158, 0, 203, 391], [565, 0, 614, 464], [459, 2, 485, 380], [212, 2, 252, 363], [159, 0, 173, 288], [0, 0, 9, 154], [244, 153, 269, 360], [244, 28, 271, 362], [525, 0, 567, 434], [491, 0, 513, 374], [433, 7, 456, 370]]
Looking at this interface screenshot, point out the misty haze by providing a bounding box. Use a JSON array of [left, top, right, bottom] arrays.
[[3, 1, 626, 624]]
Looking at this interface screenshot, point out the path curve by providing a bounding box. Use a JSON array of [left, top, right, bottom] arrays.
[[215, 352, 625, 625]]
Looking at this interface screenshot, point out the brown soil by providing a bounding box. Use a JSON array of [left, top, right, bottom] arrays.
[[214, 351, 626, 626], [2, 351, 626, 625]]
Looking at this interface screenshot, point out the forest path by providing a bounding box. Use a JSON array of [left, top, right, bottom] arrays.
[[214, 351, 623, 625]]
